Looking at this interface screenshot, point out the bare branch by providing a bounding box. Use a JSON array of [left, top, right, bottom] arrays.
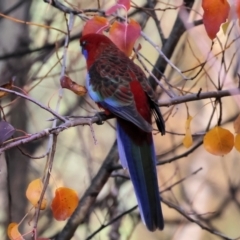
[[0, 87, 66, 122], [162, 199, 234, 240], [55, 140, 119, 240], [0, 113, 110, 153], [158, 88, 240, 106]]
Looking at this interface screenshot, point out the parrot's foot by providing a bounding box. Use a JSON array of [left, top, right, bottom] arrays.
[[95, 112, 107, 125], [94, 111, 114, 125]]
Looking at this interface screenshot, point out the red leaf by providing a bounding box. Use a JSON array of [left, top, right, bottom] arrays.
[[109, 19, 141, 56], [106, 0, 131, 15], [51, 187, 79, 221], [60, 76, 87, 96], [82, 16, 109, 36], [202, 0, 230, 39]]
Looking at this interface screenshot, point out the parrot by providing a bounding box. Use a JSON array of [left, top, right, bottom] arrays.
[[80, 33, 165, 231]]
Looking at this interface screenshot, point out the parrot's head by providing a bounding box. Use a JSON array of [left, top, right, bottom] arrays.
[[80, 33, 113, 69]]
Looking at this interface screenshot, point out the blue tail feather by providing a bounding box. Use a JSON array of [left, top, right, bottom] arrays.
[[117, 121, 164, 231]]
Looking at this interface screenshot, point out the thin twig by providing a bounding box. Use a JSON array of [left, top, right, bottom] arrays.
[[0, 87, 66, 122], [0, 113, 111, 153], [32, 134, 58, 239], [162, 199, 233, 240], [85, 167, 203, 240], [158, 88, 240, 107], [55, 140, 119, 240]]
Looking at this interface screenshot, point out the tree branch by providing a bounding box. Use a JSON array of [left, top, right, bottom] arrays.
[[55, 140, 119, 240], [158, 88, 240, 106], [0, 87, 66, 122], [162, 198, 233, 240], [0, 113, 110, 153]]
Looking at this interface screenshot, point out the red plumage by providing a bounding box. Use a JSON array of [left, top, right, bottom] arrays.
[[80, 33, 165, 231]]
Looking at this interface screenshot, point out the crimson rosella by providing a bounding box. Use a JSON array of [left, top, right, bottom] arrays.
[[80, 33, 165, 231]]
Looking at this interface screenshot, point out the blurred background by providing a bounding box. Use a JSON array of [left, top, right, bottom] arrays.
[[0, 0, 240, 239]]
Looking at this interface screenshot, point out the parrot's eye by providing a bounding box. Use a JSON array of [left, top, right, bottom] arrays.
[[81, 40, 87, 47]]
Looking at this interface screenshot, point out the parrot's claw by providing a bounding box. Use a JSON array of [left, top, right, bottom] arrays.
[[95, 112, 107, 125]]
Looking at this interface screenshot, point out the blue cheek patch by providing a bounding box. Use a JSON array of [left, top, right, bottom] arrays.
[[81, 48, 88, 59]]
